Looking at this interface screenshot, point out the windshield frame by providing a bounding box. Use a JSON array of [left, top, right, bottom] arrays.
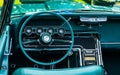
[[0, 0, 14, 34], [11, 0, 120, 15]]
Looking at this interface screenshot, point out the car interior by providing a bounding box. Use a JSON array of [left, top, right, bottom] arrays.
[[0, 0, 120, 75]]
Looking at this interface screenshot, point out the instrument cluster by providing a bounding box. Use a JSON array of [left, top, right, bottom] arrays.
[[23, 26, 66, 36]]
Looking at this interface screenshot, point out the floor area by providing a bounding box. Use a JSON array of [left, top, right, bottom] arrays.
[[103, 50, 120, 75]]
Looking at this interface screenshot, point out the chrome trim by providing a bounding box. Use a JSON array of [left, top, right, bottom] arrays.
[[96, 38, 103, 66], [77, 48, 82, 66], [101, 42, 120, 45], [24, 45, 84, 51], [98, 40, 103, 66]]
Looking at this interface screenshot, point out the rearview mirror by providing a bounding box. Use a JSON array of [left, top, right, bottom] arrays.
[[82, 0, 115, 7], [94, 0, 115, 7]]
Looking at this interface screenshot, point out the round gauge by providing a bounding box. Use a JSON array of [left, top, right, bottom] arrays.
[[36, 27, 43, 35], [47, 27, 54, 34], [24, 26, 32, 35], [58, 28, 65, 35]]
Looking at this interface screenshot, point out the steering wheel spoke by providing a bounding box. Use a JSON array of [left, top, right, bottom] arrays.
[[53, 39, 72, 43], [22, 39, 39, 44]]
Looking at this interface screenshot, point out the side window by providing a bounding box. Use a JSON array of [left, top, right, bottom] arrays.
[[0, 0, 3, 15], [0, 0, 3, 31], [0, 0, 3, 18]]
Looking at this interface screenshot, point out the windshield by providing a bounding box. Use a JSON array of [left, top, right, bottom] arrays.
[[1, 0, 120, 15]]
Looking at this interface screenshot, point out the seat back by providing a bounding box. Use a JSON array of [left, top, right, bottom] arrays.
[[12, 66, 104, 75]]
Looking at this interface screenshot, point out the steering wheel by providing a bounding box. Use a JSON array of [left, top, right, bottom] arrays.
[[19, 12, 74, 65]]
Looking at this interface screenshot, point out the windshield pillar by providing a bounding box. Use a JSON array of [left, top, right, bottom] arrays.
[[0, 0, 14, 34]]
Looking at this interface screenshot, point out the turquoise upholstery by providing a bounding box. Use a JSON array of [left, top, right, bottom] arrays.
[[12, 66, 104, 75]]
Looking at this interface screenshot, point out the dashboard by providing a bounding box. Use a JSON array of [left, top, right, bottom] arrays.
[[11, 12, 120, 50]]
